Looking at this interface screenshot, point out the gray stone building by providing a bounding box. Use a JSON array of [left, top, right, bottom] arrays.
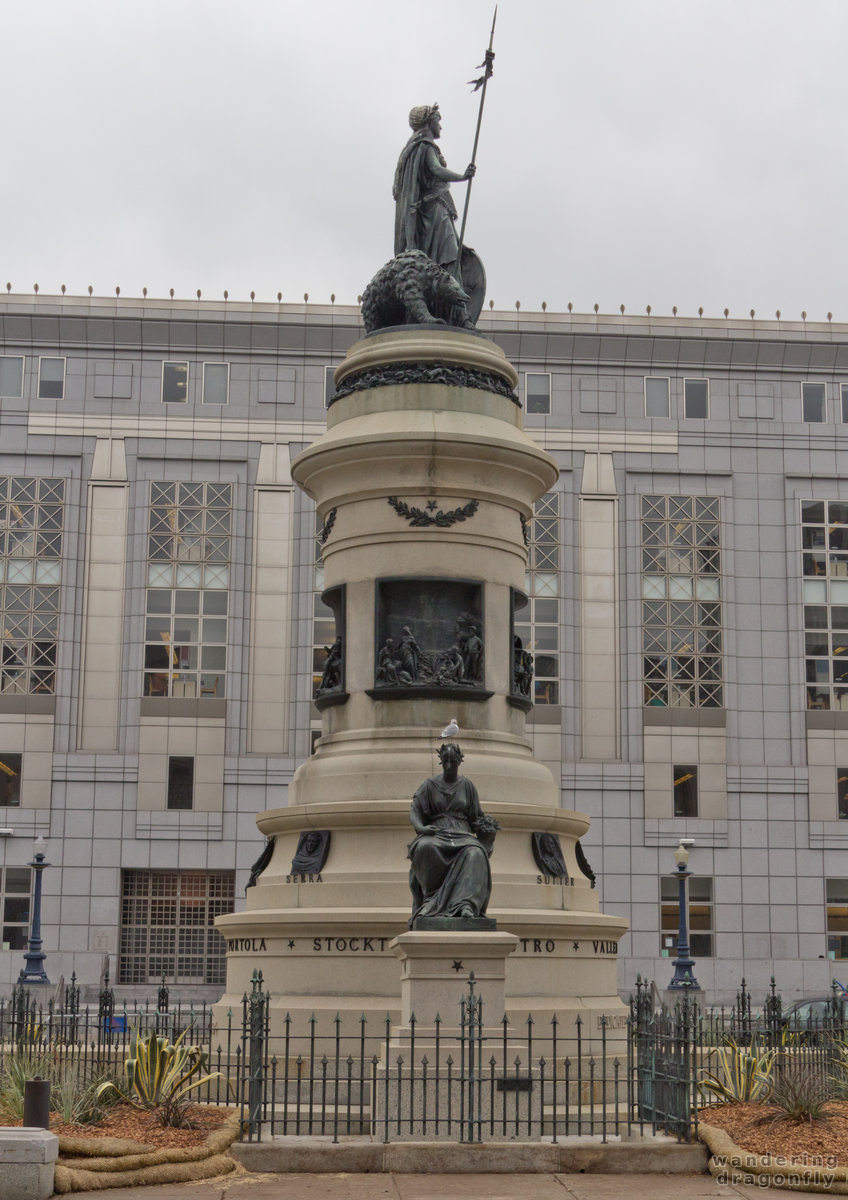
[[0, 290, 846, 1005]]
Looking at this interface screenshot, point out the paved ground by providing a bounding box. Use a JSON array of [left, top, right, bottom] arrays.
[[62, 1171, 772, 1200]]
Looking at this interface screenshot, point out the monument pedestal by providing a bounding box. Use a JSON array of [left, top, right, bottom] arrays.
[[215, 327, 628, 1053]]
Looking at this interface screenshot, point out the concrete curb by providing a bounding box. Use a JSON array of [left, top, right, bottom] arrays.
[[233, 1135, 708, 1175], [700, 1123, 848, 1194]]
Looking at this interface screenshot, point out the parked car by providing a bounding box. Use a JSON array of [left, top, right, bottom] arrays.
[[780, 995, 847, 1038]]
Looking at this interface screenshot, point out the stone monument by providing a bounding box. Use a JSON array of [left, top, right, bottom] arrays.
[[216, 101, 627, 1054]]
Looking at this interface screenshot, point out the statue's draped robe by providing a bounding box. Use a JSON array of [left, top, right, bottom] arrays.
[[408, 775, 491, 923], [393, 134, 460, 266]]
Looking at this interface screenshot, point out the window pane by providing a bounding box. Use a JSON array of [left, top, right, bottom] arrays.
[[673, 765, 698, 817], [38, 359, 64, 399], [684, 379, 708, 419], [167, 757, 194, 810], [162, 362, 188, 404], [0, 754, 21, 806], [203, 363, 229, 405], [802, 382, 826, 423], [645, 377, 669, 417], [526, 374, 551, 414], [0, 358, 23, 398]]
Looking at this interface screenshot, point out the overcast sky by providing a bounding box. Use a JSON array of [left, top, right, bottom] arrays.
[[4, 0, 847, 320]]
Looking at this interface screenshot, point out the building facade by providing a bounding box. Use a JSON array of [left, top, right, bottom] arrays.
[[0, 290, 846, 1004]]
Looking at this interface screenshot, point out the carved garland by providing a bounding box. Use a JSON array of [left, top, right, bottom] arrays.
[[330, 361, 519, 406], [387, 497, 479, 528]]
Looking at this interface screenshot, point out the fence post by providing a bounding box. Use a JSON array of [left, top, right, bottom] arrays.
[[244, 970, 267, 1141], [764, 976, 782, 1046], [98, 963, 114, 1039]]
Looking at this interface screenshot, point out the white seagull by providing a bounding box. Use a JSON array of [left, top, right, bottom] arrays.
[[440, 717, 460, 739]]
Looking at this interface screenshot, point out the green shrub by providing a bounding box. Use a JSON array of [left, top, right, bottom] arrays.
[[699, 1036, 775, 1104], [0, 1049, 54, 1121], [769, 1063, 835, 1124], [97, 1025, 227, 1128], [0, 1050, 123, 1126], [51, 1063, 123, 1126]]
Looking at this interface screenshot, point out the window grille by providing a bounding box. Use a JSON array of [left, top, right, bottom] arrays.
[[143, 482, 231, 699], [0, 476, 64, 696], [641, 495, 722, 708], [514, 491, 560, 705], [119, 869, 234, 985]]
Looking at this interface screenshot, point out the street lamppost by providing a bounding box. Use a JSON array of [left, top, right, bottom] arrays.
[[667, 838, 699, 992], [20, 837, 50, 986]]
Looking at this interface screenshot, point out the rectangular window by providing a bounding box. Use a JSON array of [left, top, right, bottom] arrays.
[[803, 382, 826, 423], [661, 875, 713, 957], [167, 756, 194, 810], [841, 385, 848, 424], [644, 377, 670, 418], [683, 378, 709, 419], [801, 499, 848, 710], [161, 362, 188, 404], [0, 754, 21, 807], [37, 358, 65, 400], [827, 878, 848, 959], [324, 365, 336, 408], [0, 867, 30, 950], [144, 482, 231, 699], [0, 476, 65, 696], [0, 357, 24, 398], [202, 363, 229, 405], [514, 491, 559, 705], [641, 495, 722, 708], [838, 768, 848, 819], [119, 869, 234, 985], [526, 373, 551, 415], [673, 765, 698, 817]]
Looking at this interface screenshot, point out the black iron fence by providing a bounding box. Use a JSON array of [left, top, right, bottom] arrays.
[[0, 970, 239, 1106], [3, 970, 848, 1145], [237, 972, 688, 1144]]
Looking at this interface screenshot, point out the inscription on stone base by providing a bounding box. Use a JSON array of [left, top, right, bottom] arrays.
[[413, 916, 497, 932]]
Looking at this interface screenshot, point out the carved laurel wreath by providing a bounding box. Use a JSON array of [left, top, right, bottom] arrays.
[[387, 496, 479, 528]]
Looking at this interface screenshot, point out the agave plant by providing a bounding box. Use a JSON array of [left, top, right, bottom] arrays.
[[97, 1024, 227, 1127], [699, 1036, 775, 1104]]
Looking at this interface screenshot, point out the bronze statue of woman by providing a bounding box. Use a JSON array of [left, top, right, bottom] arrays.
[[392, 104, 475, 271], [407, 743, 498, 926]]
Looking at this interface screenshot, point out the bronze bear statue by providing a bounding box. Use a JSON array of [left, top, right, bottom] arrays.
[[361, 250, 475, 333]]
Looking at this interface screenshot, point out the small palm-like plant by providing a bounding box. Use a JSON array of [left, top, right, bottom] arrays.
[[768, 1064, 835, 1126], [97, 1025, 227, 1127], [699, 1036, 775, 1104]]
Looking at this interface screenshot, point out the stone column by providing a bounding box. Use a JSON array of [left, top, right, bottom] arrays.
[[78, 438, 128, 751]]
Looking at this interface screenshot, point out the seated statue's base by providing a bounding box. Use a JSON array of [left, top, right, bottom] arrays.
[[412, 916, 497, 932], [390, 930, 518, 1047]]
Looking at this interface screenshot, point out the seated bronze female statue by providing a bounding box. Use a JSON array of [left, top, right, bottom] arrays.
[[408, 743, 498, 926]]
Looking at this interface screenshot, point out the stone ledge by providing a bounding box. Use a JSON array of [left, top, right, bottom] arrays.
[[233, 1134, 708, 1175], [0, 1128, 59, 1164], [0, 1127, 59, 1200]]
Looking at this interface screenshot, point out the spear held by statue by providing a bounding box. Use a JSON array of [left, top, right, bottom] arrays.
[[454, 6, 497, 289]]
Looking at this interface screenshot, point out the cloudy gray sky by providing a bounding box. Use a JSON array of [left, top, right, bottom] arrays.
[[4, 0, 846, 320]]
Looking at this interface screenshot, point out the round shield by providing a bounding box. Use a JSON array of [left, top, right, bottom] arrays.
[[460, 246, 487, 325]]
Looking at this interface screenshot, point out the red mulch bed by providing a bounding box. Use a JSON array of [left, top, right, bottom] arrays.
[[4, 1103, 234, 1151], [700, 1100, 848, 1164]]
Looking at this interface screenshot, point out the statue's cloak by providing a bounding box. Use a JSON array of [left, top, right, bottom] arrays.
[[392, 133, 459, 264]]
